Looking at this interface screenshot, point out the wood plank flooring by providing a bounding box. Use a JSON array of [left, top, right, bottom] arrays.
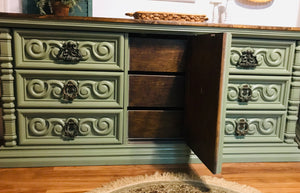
[[0, 162, 299, 193]]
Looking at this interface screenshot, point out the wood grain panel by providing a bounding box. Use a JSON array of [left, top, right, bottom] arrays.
[[128, 110, 184, 138], [129, 75, 185, 108], [129, 37, 187, 72], [185, 33, 226, 174]]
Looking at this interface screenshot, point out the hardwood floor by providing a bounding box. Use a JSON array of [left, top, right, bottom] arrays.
[[0, 162, 299, 193]]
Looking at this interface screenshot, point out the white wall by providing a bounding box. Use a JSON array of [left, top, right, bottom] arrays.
[[92, 0, 300, 27], [1, 0, 299, 27], [0, 0, 22, 13]]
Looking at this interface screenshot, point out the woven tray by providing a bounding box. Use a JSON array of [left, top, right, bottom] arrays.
[[125, 11, 208, 22]]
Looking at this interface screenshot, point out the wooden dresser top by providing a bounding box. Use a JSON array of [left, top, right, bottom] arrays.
[[0, 12, 300, 32]]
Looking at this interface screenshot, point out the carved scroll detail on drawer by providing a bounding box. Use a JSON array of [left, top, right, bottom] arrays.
[[226, 75, 290, 109], [229, 39, 295, 75], [18, 109, 123, 145], [25, 39, 114, 62], [29, 117, 114, 137], [228, 83, 280, 102], [224, 111, 286, 143], [14, 30, 124, 71], [225, 118, 276, 136], [16, 70, 123, 108], [26, 79, 114, 102], [231, 47, 283, 68]]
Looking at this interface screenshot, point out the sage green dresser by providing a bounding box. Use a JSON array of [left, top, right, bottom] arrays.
[[0, 13, 299, 174]]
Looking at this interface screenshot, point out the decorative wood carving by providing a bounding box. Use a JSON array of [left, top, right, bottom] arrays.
[[286, 41, 300, 144], [26, 79, 114, 101], [126, 11, 208, 22], [225, 117, 276, 136], [25, 39, 115, 62], [28, 117, 114, 137], [228, 83, 280, 102], [0, 31, 17, 147], [230, 47, 284, 68]]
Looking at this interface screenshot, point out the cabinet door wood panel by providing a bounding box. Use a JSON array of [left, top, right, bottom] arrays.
[[128, 110, 183, 139], [185, 33, 229, 174]]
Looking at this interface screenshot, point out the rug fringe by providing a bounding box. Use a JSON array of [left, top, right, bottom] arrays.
[[86, 172, 261, 193]]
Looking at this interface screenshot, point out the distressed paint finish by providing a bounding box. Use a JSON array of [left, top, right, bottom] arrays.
[[0, 29, 16, 147]]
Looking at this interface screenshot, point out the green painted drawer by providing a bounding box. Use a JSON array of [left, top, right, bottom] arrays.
[[224, 110, 286, 143], [227, 75, 291, 110], [18, 109, 123, 145], [229, 38, 295, 75], [16, 70, 123, 108], [14, 29, 125, 71]]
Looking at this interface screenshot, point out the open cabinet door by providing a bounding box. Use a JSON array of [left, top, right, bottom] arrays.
[[185, 33, 231, 174]]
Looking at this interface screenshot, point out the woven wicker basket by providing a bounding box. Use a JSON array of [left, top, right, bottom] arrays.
[[126, 11, 208, 22]]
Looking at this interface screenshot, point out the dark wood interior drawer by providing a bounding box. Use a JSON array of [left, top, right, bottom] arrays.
[[129, 75, 185, 108], [129, 36, 187, 73], [128, 110, 183, 139]]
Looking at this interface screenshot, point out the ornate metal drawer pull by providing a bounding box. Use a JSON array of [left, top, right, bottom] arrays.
[[56, 40, 82, 62], [62, 80, 78, 102], [235, 118, 249, 136], [238, 84, 252, 102], [62, 118, 79, 140], [237, 49, 258, 68]]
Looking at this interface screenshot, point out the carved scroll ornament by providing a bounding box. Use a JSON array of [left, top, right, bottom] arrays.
[[25, 39, 115, 62], [230, 47, 284, 68], [225, 118, 276, 136], [28, 117, 115, 138]]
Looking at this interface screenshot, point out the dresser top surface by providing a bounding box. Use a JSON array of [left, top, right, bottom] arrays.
[[1, 12, 300, 36]]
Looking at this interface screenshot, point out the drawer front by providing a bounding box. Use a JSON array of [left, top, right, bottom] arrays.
[[227, 75, 290, 110], [224, 110, 286, 143], [229, 38, 295, 75], [16, 70, 123, 108], [18, 109, 123, 145], [14, 29, 125, 71]]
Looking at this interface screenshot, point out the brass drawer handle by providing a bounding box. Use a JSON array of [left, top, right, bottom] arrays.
[[62, 118, 79, 140], [236, 118, 249, 136], [62, 80, 78, 102], [238, 84, 252, 102], [237, 49, 258, 68], [56, 41, 82, 62]]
